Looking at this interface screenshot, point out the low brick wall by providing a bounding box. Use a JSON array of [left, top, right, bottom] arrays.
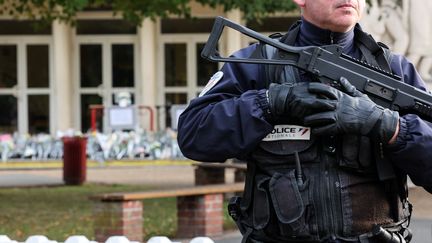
[[93, 201, 143, 242], [177, 194, 224, 238], [93, 193, 226, 241]]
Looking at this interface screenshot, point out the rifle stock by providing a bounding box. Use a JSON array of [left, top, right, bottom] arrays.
[[201, 16, 432, 123]]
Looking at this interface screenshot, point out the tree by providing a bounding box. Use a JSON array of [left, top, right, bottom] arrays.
[[0, 0, 298, 25]]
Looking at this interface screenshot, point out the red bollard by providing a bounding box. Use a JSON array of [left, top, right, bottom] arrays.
[[62, 136, 87, 185]]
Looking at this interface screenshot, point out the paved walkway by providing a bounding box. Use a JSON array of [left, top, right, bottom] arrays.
[[0, 165, 199, 188], [0, 164, 431, 242]]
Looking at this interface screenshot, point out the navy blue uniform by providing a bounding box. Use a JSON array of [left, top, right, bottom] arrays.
[[177, 20, 432, 192]]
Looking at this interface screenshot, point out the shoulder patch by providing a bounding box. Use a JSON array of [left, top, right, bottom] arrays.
[[199, 71, 224, 97]]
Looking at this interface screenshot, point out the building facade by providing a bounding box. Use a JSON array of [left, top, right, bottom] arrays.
[[0, 3, 299, 134], [1, 0, 430, 135]]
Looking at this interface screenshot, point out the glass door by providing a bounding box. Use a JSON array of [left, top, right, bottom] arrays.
[[0, 37, 52, 134], [75, 36, 138, 132]]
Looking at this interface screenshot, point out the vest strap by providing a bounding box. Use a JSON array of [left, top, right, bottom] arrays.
[[354, 25, 393, 72]]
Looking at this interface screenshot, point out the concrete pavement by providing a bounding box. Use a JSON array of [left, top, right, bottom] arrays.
[[0, 165, 197, 188]]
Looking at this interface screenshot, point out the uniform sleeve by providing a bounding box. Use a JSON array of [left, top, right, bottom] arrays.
[[177, 45, 274, 162], [386, 54, 432, 190]]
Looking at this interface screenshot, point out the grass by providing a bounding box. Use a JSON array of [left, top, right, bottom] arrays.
[[0, 183, 236, 242]]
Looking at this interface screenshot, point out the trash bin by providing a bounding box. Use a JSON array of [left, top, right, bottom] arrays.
[[62, 136, 87, 185]]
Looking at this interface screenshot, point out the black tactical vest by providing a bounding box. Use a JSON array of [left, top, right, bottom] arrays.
[[232, 23, 412, 243]]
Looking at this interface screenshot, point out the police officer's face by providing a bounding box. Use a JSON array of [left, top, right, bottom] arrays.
[[293, 0, 366, 33]]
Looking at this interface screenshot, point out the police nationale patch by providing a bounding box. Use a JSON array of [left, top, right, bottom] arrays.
[[263, 125, 311, 141], [199, 71, 224, 97]]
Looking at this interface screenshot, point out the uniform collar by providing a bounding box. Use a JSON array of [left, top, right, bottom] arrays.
[[297, 18, 355, 53]]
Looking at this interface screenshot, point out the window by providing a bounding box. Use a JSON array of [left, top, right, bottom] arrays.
[[0, 45, 17, 88], [28, 95, 49, 133], [0, 95, 18, 133], [112, 44, 134, 87], [164, 43, 187, 87], [80, 45, 102, 88], [0, 20, 51, 35], [76, 36, 137, 132], [27, 45, 49, 88], [0, 39, 51, 134]]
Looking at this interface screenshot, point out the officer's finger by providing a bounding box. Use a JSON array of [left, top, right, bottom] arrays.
[[308, 82, 339, 100], [301, 98, 337, 111], [303, 111, 336, 126], [339, 77, 363, 97]]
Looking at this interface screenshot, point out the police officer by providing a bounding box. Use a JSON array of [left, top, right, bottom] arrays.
[[177, 0, 432, 242]]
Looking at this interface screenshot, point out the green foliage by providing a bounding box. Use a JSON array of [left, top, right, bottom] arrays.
[[0, 0, 91, 23], [197, 0, 297, 21], [110, 0, 191, 23], [0, 0, 298, 25]]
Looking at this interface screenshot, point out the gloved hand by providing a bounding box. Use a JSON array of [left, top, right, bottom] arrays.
[[303, 77, 399, 143], [267, 82, 336, 123]]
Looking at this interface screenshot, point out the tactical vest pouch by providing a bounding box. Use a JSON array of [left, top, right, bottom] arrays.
[[244, 138, 319, 241], [339, 135, 375, 174], [245, 169, 318, 241], [269, 171, 312, 238], [253, 176, 271, 229]]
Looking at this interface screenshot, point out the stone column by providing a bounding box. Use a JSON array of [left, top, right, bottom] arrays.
[[225, 9, 243, 57], [137, 18, 158, 131], [52, 20, 74, 132]]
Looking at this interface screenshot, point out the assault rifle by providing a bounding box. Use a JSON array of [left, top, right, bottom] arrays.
[[201, 16, 432, 123]]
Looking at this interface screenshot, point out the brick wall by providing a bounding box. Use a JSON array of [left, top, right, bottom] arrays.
[[93, 200, 143, 242], [176, 194, 224, 238]]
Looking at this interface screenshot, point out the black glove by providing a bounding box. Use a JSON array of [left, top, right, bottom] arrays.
[[267, 82, 336, 123], [303, 77, 399, 143]]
